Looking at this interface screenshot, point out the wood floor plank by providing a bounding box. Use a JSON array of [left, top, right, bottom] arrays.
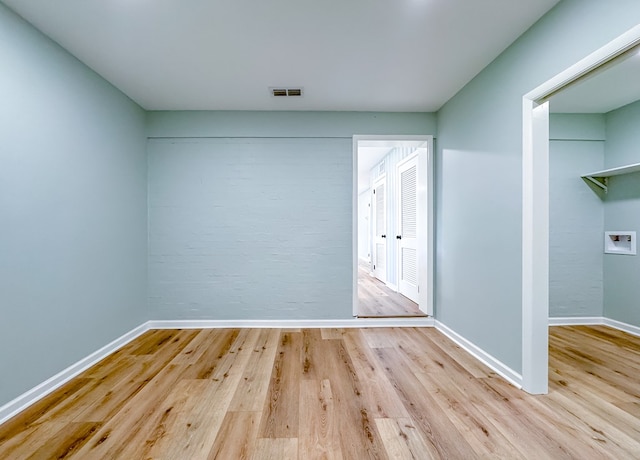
[[298, 379, 343, 460], [413, 370, 527, 459], [259, 331, 301, 438], [416, 327, 495, 378], [0, 421, 67, 459], [615, 401, 640, 418], [361, 328, 396, 348], [389, 327, 459, 374], [476, 375, 613, 459], [146, 329, 261, 459], [24, 422, 102, 460], [375, 417, 435, 460], [128, 329, 194, 356], [228, 329, 280, 412], [74, 356, 163, 423], [207, 411, 261, 460], [180, 329, 241, 379], [325, 339, 389, 459], [144, 379, 229, 460], [70, 363, 189, 459], [544, 389, 640, 456], [73, 329, 199, 424], [357, 261, 425, 317], [374, 346, 478, 459], [252, 438, 298, 460], [320, 328, 346, 340], [171, 329, 231, 365], [1, 325, 640, 459], [342, 329, 410, 418], [301, 328, 337, 381], [0, 378, 90, 445]]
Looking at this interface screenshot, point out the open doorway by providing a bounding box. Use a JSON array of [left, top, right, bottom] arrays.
[[522, 25, 640, 394], [353, 136, 434, 318]]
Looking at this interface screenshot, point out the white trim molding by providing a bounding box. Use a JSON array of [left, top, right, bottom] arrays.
[[0, 322, 150, 426], [549, 316, 640, 338], [14, 315, 640, 428], [148, 317, 435, 330], [603, 318, 640, 337], [434, 321, 523, 389], [352, 134, 435, 318], [0, 317, 437, 425], [521, 23, 640, 396], [548, 316, 603, 326]]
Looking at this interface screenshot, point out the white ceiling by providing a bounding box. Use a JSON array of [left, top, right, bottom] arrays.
[[3, 0, 560, 112], [550, 46, 640, 113]]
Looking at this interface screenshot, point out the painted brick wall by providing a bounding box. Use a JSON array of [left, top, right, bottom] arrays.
[[604, 100, 640, 327], [148, 138, 353, 320], [549, 139, 605, 317]]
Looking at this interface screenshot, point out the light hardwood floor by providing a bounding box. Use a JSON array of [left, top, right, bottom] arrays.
[[1, 325, 639, 459], [358, 259, 426, 317]]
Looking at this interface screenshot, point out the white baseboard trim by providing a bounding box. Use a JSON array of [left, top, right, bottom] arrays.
[[603, 317, 640, 337], [5, 313, 639, 427], [548, 316, 603, 326], [434, 320, 523, 389], [148, 317, 435, 329], [549, 316, 640, 337], [0, 322, 150, 426], [385, 282, 399, 292]]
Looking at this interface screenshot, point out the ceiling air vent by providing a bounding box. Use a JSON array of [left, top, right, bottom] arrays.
[[270, 87, 304, 97]]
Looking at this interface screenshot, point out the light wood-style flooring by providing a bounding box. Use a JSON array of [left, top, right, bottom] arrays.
[[358, 259, 426, 317], [1, 325, 640, 459]]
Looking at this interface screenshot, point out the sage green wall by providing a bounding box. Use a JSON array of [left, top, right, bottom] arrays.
[[146, 111, 436, 320], [549, 114, 605, 318], [146, 111, 436, 138], [603, 100, 640, 327], [0, 4, 147, 407], [435, 0, 640, 373]]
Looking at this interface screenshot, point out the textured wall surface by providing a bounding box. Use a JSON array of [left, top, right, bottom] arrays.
[[604, 100, 640, 327], [549, 139, 604, 317], [146, 111, 435, 320], [148, 138, 353, 320]]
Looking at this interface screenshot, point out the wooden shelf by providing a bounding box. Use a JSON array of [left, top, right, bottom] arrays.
[[581, 162, 640, 193]]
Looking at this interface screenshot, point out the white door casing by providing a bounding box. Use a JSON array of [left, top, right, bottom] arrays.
[[522, 100, 549, 395], [522, 24, 640, 394], [352, 135, 434, 317]]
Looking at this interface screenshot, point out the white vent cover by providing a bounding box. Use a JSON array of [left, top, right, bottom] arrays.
[[270, 87, 304, 97]]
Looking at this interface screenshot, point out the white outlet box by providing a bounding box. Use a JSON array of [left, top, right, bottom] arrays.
[[604, 231, 636, 255]]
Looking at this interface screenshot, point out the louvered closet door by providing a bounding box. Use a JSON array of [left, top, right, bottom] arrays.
[[372, 177, 386, 283], [397, 155, 419, 303]]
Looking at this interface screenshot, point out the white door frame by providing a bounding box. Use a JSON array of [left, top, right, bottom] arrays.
[[353, 135, 434, 317], [521, 24, 640, 394]]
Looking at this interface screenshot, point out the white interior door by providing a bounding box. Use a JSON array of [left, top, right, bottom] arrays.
[[397, 155, 419, 303], [372, 176, 387, 283]]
